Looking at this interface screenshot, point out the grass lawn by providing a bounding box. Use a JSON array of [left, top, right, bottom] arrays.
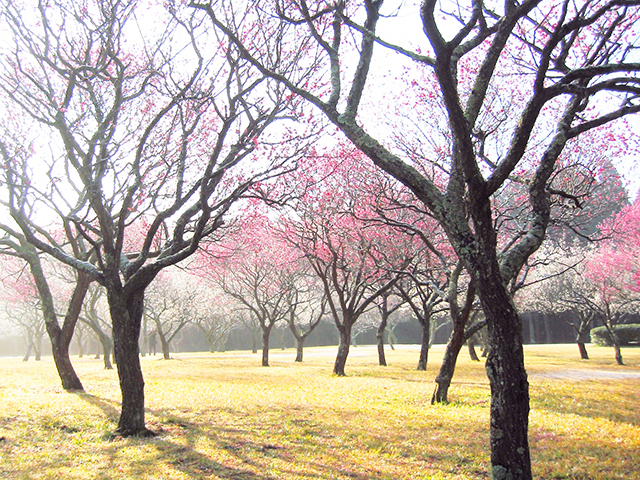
[[0, 344, 638, 480]]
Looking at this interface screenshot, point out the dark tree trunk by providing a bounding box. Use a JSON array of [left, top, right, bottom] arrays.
[[377, 316, 388, 366], [468, 339, 480, 362], [261, 325, 273, 367], [613, 342, 624, 365], [479, 279, 531, 480], [576, 324, 590, 360], [417, 322, 430, 371], [295, 336, 305, 362], [27, 250, 88, 391], [108, 288, 154, 437], [334, 324, 352, 376], [577, 341, 589, 360], [604, 320, 624, 365], [432, 321, 466, 404]]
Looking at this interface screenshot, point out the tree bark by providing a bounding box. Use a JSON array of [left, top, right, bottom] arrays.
[[432, 321, 466, 404], [261, 325, 273, 367], [295, 336, 305, 362], [417, 320, 431, 371], [577, 341, 589, 360], [108, 287, 154, 437], [613, 342, 624, 365], [377, 316, 388, 366], [159, 332, 171, 360], [26, 248, 87, 391], [334, 324, 352, 376], [102, 337, 114, 369], [468, 339, 480, 362], [479, 279, 531, 480]]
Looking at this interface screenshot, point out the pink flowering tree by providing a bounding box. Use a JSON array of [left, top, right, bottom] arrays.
[[584, 199, 640, 364], [198, 1, 640, 476], [276, 147, 415, 375], [198, 212, 308, 366], [0, 0, 310, 436]]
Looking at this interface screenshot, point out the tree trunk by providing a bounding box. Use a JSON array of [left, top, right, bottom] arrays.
[[468, 339, 480, 362], [576, 325, 590, 360], [261, 325, 272, 367], [387, 328, 396, 350], [613, 342, 624, 365], [77, 332, 84, 358], [295, 336, 305, 362], [417, 322, 430, 371], [432, 321, 466, 404], [528, 316, 536, 344], [377, 316, 388, 366], [108, 287, 154, 437], [479, 279, 531, 480], [159, 333, 171, 360], [101, 335, 114, 369], [34, 336, 42, 361], [206, 332, 216, 353], [334, 324, 352, 376], [577, 341, 589, 360], [251, 334, 258, 354], [27, 250, 88, 391], [604, 321, 624, 365], [22, 343, 32, 362]]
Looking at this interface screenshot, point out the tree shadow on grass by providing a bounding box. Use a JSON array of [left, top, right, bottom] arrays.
[[142, 406, 478, 480], [74, 392, 121, 423], [72, 393, 483, 479], [144, 412, 377, 480]]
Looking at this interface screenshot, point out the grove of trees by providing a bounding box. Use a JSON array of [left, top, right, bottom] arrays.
[[0, 0, 639, 479]]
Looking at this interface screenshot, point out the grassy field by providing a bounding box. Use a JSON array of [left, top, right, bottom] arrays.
[[0, 344, 638, 480]]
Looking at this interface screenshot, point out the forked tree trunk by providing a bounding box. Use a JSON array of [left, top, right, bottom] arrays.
[[417, 322, 430, 371], [108, 287, 154, 437], [334, 324, 352, 376], [27, 249, 87, 391], [478, 277, 531, 480]]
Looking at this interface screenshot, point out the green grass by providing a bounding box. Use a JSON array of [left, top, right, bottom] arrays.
[[0, 344, 639, 479]]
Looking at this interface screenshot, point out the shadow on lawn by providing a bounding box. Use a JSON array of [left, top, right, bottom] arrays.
[[73, 393, 381, 479], [74, 392, 121, 423], [145, 409, 388, 480]]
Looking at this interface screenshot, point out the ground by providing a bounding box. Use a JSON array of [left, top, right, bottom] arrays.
[[0, 344, 638, 479]]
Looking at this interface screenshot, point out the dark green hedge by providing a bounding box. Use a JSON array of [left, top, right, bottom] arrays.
[[590, 324, 640, 346]]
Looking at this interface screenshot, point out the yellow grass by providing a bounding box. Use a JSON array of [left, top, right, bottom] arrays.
[[0, 344, 639, 479]]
